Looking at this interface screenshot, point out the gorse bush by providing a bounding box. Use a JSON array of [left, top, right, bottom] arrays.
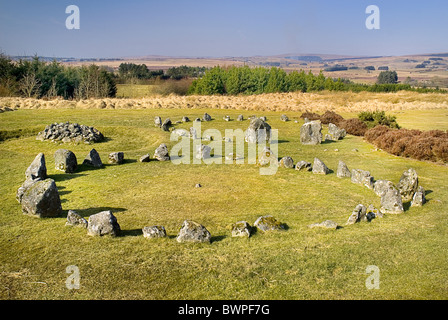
[[358, 111, 400, 129]]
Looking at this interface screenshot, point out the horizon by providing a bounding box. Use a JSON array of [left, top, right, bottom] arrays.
[[1, 0, 448, 59]]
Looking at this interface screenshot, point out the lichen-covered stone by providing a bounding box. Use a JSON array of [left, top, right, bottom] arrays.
[[176, 220, 211, 243], [20, 178, 62, 218], [55, 149, 78, 173], [254, 215, 285, 232], [142, 226, 167, 238], [87, 211, 121, 236], [231, 221, 252, 238]]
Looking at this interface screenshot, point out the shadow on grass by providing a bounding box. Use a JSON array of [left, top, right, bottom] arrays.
[[76, 164, 107, 173], [120, 228, 143, 237], [211, 235, 227, 243], [49, 173, 88, 182], [68, 207, 127, 218], [270, 139, 289, 144]]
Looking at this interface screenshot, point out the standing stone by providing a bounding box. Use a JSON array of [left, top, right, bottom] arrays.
[[254, 215, 285, 232], [237, 114, 244, 121], [231, 221, 252, 238], [295, 160, 312, 172], [203, 113, 212, 121], [300, 120, 322, 145], [182, 116, 190, 122], [397, 168, 419, 202], [142, 226, 167, 238], [161, 118, 172, 132], [279, 156, 294, 169], [20, 178, 62, 218], [328, 123, 346, 140], [25, 153, 47, 181], [312, 158, 330, 175], [374, 180, 394, 197], [367, 204, 382, 219], [55, 149, 78, 173], [223, 115, 231, 121], [176, 220, 211, 243], [337, 160, 351, 178], [346, 204, 367, 225], [154, 143, 170, 161], [83, 149, 103, 168], [280, 114, 289, 122], [380, 184, 404, 214], [411, 186, 426, 207], [195, 144, 211, 160], [351, 169, 374, 189], [189, 127, 199, 140], [325, 134, 333, 141], [66, 210, 88, 228], [108, 152, 124, 164], [258, 147, 276, 167], [87, 210, 121, 237], [245, 118, 271, 143], [154, 116, 162, 127]]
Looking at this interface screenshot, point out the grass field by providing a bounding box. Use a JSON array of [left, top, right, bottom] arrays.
[[0, 96, 447, 300]]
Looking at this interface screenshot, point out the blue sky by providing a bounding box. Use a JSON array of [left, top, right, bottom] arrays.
[[0, 0, 447, 58]]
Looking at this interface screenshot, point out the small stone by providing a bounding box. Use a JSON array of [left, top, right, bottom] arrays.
[[397, 168, 419, 202], [203, 113, 212, 121], [295, 160, 312, 172], [309, 220, 339, 230], [176, 220, 211, 243], [280, 114, 289, 122], [108, 152, 124, 164], [55, 149, 78, 173], [25, 153, 47, 181], [411, 186, 426, 207], [337, 160, 351, 178], [237, 114, 244, 121], [20, 178, 62, 218], [154, 144, 170, 161], [139, 154, 151, 162], [142, 226, 167, 238], [347, 204, 367, 225], [351, 169, 374, 189], [66, 210, 88, 228], [279, 156, 294, 169], [195, 184, 202, 188], [83, 149, 103, 168], [312, 158, 330, 175], [254, 215, 285, 232], [87, 211, 121, 237], [231, 221, 252, 237], [300, 120, 322, 145]]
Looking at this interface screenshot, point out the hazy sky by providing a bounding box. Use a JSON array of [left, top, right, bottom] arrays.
[[1, 0, 447, 58]]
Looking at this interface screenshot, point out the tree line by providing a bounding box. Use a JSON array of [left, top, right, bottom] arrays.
[[0, 54, 116, 99], [118, 63, 206, 81]]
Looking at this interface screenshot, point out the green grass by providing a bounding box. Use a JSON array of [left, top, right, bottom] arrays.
[[0, 108, 447, 299]]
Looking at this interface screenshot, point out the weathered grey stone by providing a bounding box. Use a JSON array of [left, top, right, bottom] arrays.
[[223, 115, 231, 121], [346, 204, 367, 225], [328, 123, 346, 140], [203, 113, 212, 121], [195, 144, 211, 160], [172, 129, 189, 137], [309, 220, 339, 229], [161, 118, 172, 132], [245, 118, 271, 143], [258, 147, 276, 166], [36, 122, 104, 143], [182, 116, 190, 122], [351, 169, 374, 189], [380, 184, 404, 214], [231, 221, 252, 238], [397, 168, 419, 202], [139, 154, 151, 162], [374, 180, 394, 197], [324, 134, 333, 141], [367, 204, 382, 220], [142, 226, 167, 238], [20, 178, 62, 218], [254, 215, 285, 232], [154, 116, 162, 127], [280, 114, 289, 122], [279, 156, 294, 169], [300, 120, 322, 145], [55, 149, 77, 173], [25, 153, 47, 181], [66, 210, 88, 228], [237, 114, 244, 121], [312, 158, 330, 175], [108, 152, 124, 164], [337, 160, 351, 178], [411, 186, 426, 207], [189, 127, 199, 139], [83, 149, 103, 168], [154, 143, 170, 161], [176, 220, 211, 243], [295, 160, 312, 171], [225, 153, 244, 161], [87, 211, 121, 237]]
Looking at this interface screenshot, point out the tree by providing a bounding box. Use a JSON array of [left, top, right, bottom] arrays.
[[377, 71, 398, 84], [19, 72, 41, 97]]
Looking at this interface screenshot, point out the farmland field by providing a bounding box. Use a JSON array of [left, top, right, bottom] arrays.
[[1, 93, 447, 299]]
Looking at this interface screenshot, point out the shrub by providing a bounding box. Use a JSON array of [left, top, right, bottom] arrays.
[[300, 111, 321, 121], [320, 110, 344, 125], [339, 118, 368, 136], [358, 111, 400, 129]]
